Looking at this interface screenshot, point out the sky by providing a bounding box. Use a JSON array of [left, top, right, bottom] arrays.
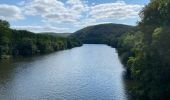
[[0, 0, 150, 33]]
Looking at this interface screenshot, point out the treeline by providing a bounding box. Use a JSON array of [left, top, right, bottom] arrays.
[[116, 0, 170, 99], [0, 20, 82, 58], [72, 23, 133, 46], [72, 0, 170, 99]]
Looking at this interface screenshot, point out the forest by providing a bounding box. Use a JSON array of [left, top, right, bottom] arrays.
[[0, 20, 82, 58], [117, 0, 170, 99], [72, 0, 170, 99], [72, 23, 133, 46], [0, 0, 170, 99]]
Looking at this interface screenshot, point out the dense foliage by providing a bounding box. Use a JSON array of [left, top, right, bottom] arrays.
[[0, 20, 82, 58], [117, 0, 170, 99], [72, 23, 133, 47], [72, 0, 170, 99], [1, 0, 170, 99]]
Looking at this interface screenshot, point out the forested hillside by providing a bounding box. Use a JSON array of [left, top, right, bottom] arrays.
[[71, 23, 133, 47], [117, 0, 170, 99], [72, 0, 170, 99], [0, 20, 82, 58], [1, 0, 170, 99]]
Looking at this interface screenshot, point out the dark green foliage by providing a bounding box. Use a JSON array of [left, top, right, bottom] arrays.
[[0, 20, 82, 57], [72, 23, 133, 46], [117, 0, 170, 99], [1, 0, 170, 99], [0, 20, 11, 56], [0, 20, 10, 28], [17, 38, 37, 55], [66, 37, 82, 49]]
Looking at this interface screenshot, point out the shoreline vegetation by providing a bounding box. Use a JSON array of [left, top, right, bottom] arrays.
[[0, 0, 170, 99], [72, 0, 170, 99], [0, 20, 82, 59], [116, 0, 170, 99]]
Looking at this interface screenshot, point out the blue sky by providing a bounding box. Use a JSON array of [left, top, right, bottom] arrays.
[[0, 0, 150, 33]]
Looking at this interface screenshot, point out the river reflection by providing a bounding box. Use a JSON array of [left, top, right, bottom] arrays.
[[0, 44, 127, 100]]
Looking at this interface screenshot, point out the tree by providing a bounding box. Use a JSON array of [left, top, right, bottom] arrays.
[[17, 38, 37, 55], [0, 20, 10, 28]]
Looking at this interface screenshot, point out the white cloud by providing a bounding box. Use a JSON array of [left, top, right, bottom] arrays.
[[23, 0, 88, 23], [66, 0, 82, 5], [0, 4, 24, 21], [11, 25, 69, 33], [7, 0, 144, 33], [89, 1, 143, 20], [43, 13, 78, 23], [24, 0, 66, 16]]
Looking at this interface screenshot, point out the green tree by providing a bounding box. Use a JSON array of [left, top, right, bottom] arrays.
[[17, 38, 37, 55]]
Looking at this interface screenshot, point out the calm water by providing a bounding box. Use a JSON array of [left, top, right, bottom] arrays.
[[0, 44, 127, 100]]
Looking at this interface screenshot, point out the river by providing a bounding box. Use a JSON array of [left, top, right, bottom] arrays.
[[0, 44, 127, 100]]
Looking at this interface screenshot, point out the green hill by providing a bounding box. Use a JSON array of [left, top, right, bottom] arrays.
[[71, 23, 134, 46]]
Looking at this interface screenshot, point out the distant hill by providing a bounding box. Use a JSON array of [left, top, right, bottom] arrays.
[[39, 32, 72, 37], [71, 23, 134, 46]]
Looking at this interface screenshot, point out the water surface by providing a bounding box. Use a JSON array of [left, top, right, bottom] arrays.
[[0, 44, 127, 100]]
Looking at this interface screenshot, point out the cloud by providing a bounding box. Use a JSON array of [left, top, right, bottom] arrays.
[[24, 0, 66, 16], [8, 0, 144, 33], [89, 1, 143, 20], [43, 13, 78, 23], [0, 4, 24, 21], [23, 0, 88, 23], [11, 25, 69, 33], [67, 0, 83, 5]]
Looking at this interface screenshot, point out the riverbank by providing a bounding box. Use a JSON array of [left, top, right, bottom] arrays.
[[0, 44, 127, 100]]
